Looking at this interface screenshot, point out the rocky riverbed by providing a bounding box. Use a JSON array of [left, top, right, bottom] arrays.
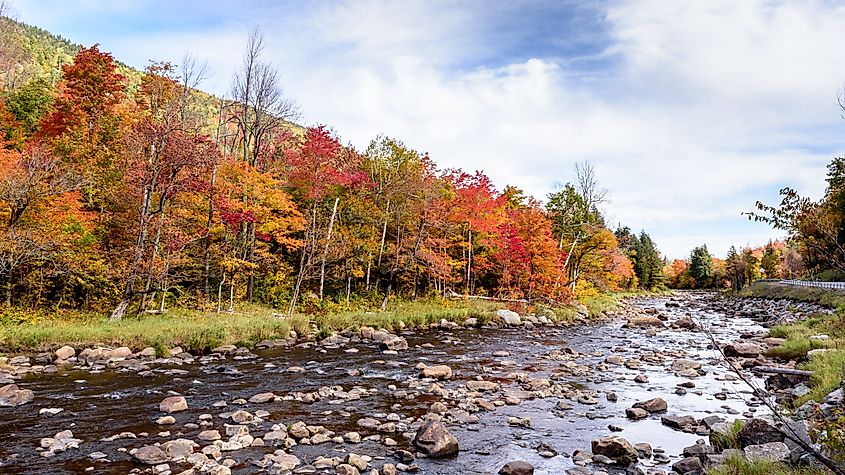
[[0, 292, 834, 475]]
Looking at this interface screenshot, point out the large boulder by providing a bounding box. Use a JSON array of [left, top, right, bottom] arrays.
[[672, 456, 703, 475], [420, 365, 453, 380], [499, 461, 534, 475], [379, 336, 408, 351], [744, 442, 790, 462], [591, 436, 638, 465], [413, 420, 459, 458], [55, 345, 75, 360], [737, 418, 783, 447], [661, 415, 697, 432], [723, 342, 762, 358], [497, 309, 522, 326], [632, 397, 667, 413], [0, 384, 34, 407], [161, 438, 196, 462], [133, 445, 167, 465], [159, 396, 188, 413]]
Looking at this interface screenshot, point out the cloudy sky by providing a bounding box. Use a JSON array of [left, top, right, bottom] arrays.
[[11, 0, 845, 258]]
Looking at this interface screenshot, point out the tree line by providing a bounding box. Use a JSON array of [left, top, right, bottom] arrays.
[[0, 26, 667, 319]]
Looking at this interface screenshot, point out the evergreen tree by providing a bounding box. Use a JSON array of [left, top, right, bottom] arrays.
[[688, 245, 713, 288], [634, 231, 662, 289]]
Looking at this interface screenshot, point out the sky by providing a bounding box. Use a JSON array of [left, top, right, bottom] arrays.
[[10, 0, 845, 259]]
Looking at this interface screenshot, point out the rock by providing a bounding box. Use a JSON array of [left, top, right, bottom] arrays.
[[507, 417, 531, 428], [682, 443, 714, 460], [413, 420, 459, 458], [55, 345, 75, 360], [0, 383, 34, 407], [156, 416, 176, 425], [499, 461, 535, 475], [336, 464, 360, 475], [674, 317, 698, 330], [108, 346, 133, 360], [497, 309, 522, 326], [672, 456, 703, 475], [159, 396, 188, 413], [248, 392, 276, 403], [420, 365, 453, 380], [161, 438, 196, 462], [744, 442, 790, 462], [632, 398, 667, 413], [134, 446, 167, 465], [634, 442, 652, 458], [591, 436, 638, 465], [379, 336, 408, 351], [466, 380, 498, 392], [671, 359, 702, 372], [624, 317, 665, 328], [723, 343, 762, 358], [198, 430, 221, 441], [230, 410, 255, 423], [634, 374, 649, 384], [626, 408, 649, 420], [737, 418, 783, 447], [661, 415, 697, 432], [381, 464, 398, 475]]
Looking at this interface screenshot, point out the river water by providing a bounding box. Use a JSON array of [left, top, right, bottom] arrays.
[[0, 292, 769, 475]]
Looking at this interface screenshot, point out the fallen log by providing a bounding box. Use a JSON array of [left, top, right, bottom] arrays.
[[751, 366, 812, 377]]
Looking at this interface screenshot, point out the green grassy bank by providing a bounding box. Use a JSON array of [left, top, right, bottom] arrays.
[[0, 293, 640, 355], [737, 282, 845, 404]]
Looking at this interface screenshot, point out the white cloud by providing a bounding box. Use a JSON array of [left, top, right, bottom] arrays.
[[14, 0, 845, 259]]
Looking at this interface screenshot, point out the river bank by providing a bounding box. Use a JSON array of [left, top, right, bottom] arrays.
[[0, 291, 839, 475]]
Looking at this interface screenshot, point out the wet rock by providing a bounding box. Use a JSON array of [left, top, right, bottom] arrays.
[[682, 442, 714, 460], [161, 438, 196, 462], [0, 383, 34, 407], [198, 430, 221, 441], [55, 345, 75, 361], [230, 410, 256, 423], [497, 309, 522, 326], [673, 317, 698, 330], [671, 360, 702, 372], [634, 443, 652, 458], [380, 336, 408, 351], [624, 317, 665, 328], [381, 464, 398, 475], [499, 461, 535, 475], [134, 446, 167, 465], [466, 380, 498, 392], [159, 396, 187, 413], [248, 392, 276, 403], [634, 374, 649, 384], [420, 365, 453, 380], [723, 343, 761, 358], [508, 416, 531, 428], [671, 456, 703, 475], [591, 436, 638, 465], [346, 453, 368, 471], [536, 442, 558, 457], [156, 416, 176, 425], [626, 408, 648, 420], [744, 442, 790, 462], [40, 430, 82, 456], [413, 420, 459, 458], [661, 415, 697, 432], [336, 463, 360, 475], [632, 397, 667, 413], [737, 418, 783, 447]]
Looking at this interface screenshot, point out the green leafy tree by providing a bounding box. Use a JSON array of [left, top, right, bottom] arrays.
[[688, 244, 713, 288], [634, 231, 663, 289]]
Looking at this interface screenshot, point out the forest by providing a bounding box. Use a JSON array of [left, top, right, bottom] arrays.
[[0, 16, 665, 323]]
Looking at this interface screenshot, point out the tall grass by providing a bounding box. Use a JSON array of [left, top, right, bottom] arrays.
[[708, 454, 827, 475]]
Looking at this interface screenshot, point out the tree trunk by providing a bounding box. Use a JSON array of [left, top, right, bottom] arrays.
[[318, 197, 339, 300], [111, 184, 153, 321], [465, 228, 473, 295]]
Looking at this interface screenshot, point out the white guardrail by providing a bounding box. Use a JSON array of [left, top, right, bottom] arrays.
[[778, 279, 845, 290]]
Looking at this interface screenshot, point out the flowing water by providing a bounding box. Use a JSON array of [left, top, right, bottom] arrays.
[[0, 292, 770, 474]]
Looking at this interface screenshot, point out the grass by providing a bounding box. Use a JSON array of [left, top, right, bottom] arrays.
[[0, 299, 505, 354], [798, 349, 845, 405], [738, 282, 845, 404], [707, 454, 828, 475], [0, 292, 659, 355], [710, 419, 744, 452]]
